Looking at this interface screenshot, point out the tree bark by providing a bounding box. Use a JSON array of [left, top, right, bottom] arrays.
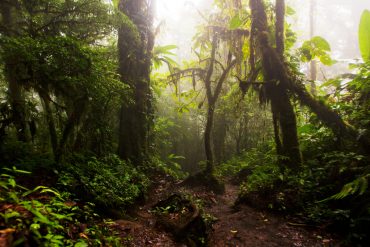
[[213, 113, 227, 164], [117, 0, 154, 162], [204, 104, 215, 173], [275, 0, 285, 57]]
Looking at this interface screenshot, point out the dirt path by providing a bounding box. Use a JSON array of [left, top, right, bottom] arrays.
[[206, 184, 336, 247], [114, 178, 337, 247]]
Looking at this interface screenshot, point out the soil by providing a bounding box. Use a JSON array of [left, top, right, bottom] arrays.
[[114, 177, 339, 247]]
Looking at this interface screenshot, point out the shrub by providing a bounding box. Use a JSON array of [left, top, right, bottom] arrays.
[[215, 145, 277, 178], [59, 154, 149, 209]]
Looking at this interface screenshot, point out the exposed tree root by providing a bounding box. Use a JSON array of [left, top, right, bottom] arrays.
[[153, 193, 210, 246]]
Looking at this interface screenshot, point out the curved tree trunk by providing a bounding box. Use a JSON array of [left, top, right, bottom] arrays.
[[291, 80, 370, 152], [203, 36, 236, 174]]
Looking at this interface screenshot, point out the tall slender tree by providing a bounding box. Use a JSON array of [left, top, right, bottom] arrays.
[[117, 0, 155, 162], [0, 1, 29, 142], [309, 0, 317, 95], [0, 0, 117, 161], [203, 36, 236, 174]]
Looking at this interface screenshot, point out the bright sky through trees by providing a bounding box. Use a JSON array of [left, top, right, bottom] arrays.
[[155, 0, 370, 76], [156, 0, 211, 62]]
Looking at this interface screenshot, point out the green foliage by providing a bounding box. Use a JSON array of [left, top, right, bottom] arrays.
[[111, 0, 119, 8], [359, 10, 370, 62], [1, 0, 115, 41], [326, 174, 369, 200], [0, 36, 122, 96], [216, 146, 277, 178], [153, 45, 178, 71], [236, 124, 370, 244], [59, 155, 149, 209], [229, 14, 244, 30], [0, 168, 120, 246], [299, 36, 335, 65], [347, 61, 370, 129], [151, 154, 188, 180]]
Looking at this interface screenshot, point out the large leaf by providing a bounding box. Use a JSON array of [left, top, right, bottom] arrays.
[[311, 36, 331, 52], [153, 45, 178, 70], [299, 36, 335, 65], [229, 14, 243, 30], [359, 10, 370, 62]]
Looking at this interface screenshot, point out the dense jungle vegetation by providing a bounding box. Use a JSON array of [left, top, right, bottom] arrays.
[[0, 0, 369, 246]]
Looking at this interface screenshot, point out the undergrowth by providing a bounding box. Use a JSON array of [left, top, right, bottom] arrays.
[[234, 130, 370, 246], [59, 154, 149, 210], [0, 167, 121, 246]]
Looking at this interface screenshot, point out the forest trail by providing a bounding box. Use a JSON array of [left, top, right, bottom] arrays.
[[206, 183, 335, 247], [114, 178, 337, 247]]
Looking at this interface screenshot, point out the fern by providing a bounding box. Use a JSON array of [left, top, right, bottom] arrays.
[[322, 174, 369, 201]]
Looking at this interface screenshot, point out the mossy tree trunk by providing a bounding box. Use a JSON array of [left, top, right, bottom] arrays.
[[117, 0, 154, 162], [249, 0, 370, 158], [250, 0, 302, 171]]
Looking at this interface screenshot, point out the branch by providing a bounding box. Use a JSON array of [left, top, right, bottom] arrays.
[[167, 68, 205, 85], [234, 75, 268, 85], [213, 59, 237, 102], [204, 35, 217, 102], [34, 0, 92, 33]]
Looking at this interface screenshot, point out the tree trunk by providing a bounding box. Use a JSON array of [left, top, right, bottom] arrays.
[[39, 90, 58, 159], [117, 0, 154, 162], [250, 0, 302, 170], [56, 96, 87, 163], [309, 0, 317, 95], [1, 1, 29, 142], [272, 108, 283, 155], [213, 113, 227, 164], [275, 0, 285, 57], [250, 0, 370, 155], [205, 103, 215, 173]]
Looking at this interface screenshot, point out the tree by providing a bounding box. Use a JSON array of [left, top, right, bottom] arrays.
[[0, 0, 118, 162], [249, 0, 302, 171], [117, 0, 155, 162], [203, 35, 237, 174], [0, 1, 29, 142], [248, 0, 370, 157], [309, 0, 317, 95]]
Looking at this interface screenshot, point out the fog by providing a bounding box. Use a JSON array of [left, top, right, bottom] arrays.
[[156, 0, 370, 77]]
